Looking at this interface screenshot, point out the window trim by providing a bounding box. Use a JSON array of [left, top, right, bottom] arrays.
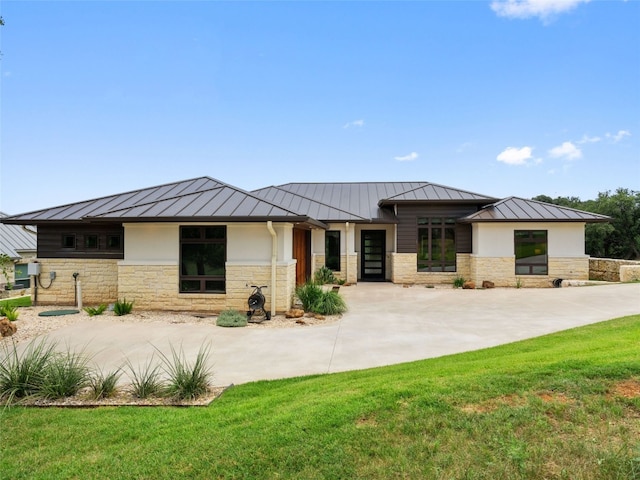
[[179, 225, 227, 294], [514, 230, 548, 275]]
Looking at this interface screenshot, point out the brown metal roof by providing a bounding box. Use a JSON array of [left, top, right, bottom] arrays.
[[460, 197, 611, 223]]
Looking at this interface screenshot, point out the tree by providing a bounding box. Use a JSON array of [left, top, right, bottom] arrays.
[[533, 188, 640, 260]]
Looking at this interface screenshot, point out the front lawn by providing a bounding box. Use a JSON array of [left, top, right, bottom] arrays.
[[0, 295, 31, 309], [1, 315, 639, 479]]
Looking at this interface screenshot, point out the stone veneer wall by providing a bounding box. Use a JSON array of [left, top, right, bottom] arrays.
[[312, 254, 358, 284], [469, 256, 589, 288], [589, 258, 640, 282], [29, 259, 119, 305], [118, 261, 297, 313], [391, 253, 472, 285]]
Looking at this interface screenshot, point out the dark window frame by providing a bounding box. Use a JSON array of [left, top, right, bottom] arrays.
[[514, 230, 548, 275], [62, 234, 76, 249], [84, 235, 99, 249], [325, 230, 341, 271], [417, 217, 457, 272], [179, 226, 226, 294], [106, 235, 122, 250]]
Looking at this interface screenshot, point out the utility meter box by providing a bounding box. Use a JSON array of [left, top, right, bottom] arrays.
[[28, 263, 42, 276]]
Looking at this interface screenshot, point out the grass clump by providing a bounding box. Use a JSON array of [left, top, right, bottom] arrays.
[[39, 349, 91, 399], [0, 339, 56, 403], [295, 281, 347, 315], [216, 309, 247, 327], [0, 304, 19, 321], [113, 298, 134, 316], [125, 358, 164, 399], [158, 343, 212, 400], [89, 368, 121, 399], [453, 275, 465, 288], [83, 304, 107, 317], [313, 266, 338, 285]]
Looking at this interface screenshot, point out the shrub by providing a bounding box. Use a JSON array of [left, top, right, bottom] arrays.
[[89, 368, 121, 399], [125, 358, 164, 399], [313, 266, 338, 285], [295, 282, 324, 312], [158, 343, 212, 400], [113, 298, 134, 316], [216, 310, 248, 328], [0, 339, 57, 403], [83, 304, 107, 317], [314, 290, 347, 315], [39, 349, 91, 399], [0, 304, 19, 321], [453, 276, 465, 289]]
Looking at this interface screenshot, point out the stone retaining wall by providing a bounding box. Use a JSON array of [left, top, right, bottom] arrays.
[[589, 258, 640, 282]]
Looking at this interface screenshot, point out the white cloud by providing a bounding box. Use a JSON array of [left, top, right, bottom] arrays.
[[496, 146, 533, 165], [490, 0, 590, 21], [343, 119, 364, 129], [548, 141, 582, 160], [606, 130, 631, 143], [394, 152, 419, 162], [577, 134, 601, 144]]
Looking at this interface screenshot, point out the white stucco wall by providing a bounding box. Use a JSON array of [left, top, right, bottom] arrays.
[[472, 222, 586, 257], [311, 223, 356, 255], [123, 222, 295, 265]]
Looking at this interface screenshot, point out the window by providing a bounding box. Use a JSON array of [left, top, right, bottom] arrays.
[[180, 226, 226, 293], [62, 234, 76, 249], [84, 235, 99, 249], [515, 230, 548, 275], [417, 218, 456, 272], [107, 235, 121, 249], [325, 231, 341, 271]]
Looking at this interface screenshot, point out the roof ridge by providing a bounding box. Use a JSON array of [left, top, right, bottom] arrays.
[[495, 196, 610, 218], [383, 182, 495, 201]]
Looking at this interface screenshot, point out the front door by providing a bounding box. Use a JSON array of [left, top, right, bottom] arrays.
[[361, 230, 386, 281], [293, 228, 311, 285]]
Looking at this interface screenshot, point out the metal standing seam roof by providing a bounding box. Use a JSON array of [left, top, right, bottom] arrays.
[[378, 183, 498, 204], [0, 212, 37, 259], [459, 197, 611, 223], [0, 177, 328, 228]]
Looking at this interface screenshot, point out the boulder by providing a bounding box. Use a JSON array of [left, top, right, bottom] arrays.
[[0, 318, 17, 337], [462, 281, 476, 290], [285, 309, 305, 319], [482, 280, 495, 289]]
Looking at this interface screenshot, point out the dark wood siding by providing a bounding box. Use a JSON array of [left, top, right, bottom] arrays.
[[397, 204, 481, 254], [37, 224, 124, 259]]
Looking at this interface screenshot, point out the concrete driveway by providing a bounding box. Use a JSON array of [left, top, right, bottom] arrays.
[[42, 283, 640, 387]]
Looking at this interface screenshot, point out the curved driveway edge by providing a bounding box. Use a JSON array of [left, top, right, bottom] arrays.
[[42, 283, 640, 387]]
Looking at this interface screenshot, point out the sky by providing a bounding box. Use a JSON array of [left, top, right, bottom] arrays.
[[0, 0, 638, 215]]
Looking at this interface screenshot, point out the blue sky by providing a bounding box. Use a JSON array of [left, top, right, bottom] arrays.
[[1, 0, 638, 214]]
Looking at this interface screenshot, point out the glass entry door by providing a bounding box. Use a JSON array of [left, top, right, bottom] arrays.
[[361, 230, 386, 281]]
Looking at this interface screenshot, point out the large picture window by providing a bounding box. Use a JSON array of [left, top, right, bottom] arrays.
[[325, 231, 341, 271], [417, 218, 456, 272], [515, 230, 548, 275], [180, 226, 226, 293]]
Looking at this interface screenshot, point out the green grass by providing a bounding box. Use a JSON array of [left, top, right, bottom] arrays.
[[1, 315, 639, 479], [0, 295, 31, 309]]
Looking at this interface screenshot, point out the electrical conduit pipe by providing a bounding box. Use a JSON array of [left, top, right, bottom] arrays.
[[267, 221, 277, 318]]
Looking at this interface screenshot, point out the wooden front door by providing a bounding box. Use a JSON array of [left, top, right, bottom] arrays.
[[293, 228, 311, 285], [361, 230, 386, 281]]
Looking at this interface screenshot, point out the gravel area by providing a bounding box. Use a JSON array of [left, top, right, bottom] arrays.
[[2, 305, 340, 345]]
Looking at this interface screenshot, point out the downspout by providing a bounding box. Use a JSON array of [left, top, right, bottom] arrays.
[[266, 221, 277, 318], [345, 222, 350, 284]]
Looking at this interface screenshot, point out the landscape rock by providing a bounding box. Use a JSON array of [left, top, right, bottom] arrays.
[[462, 281, 476, 290], [285, 309, 305, 319], [0, 317, 17, 337], [482, 281, 495, 289]]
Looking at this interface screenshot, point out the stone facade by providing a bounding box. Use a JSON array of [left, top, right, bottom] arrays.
[[30, 259, 297, 313], [391, 253, 472, 285], [589, 258, 640, 282], [28, 259, 119, 306], [312, 254, 358, 284]]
